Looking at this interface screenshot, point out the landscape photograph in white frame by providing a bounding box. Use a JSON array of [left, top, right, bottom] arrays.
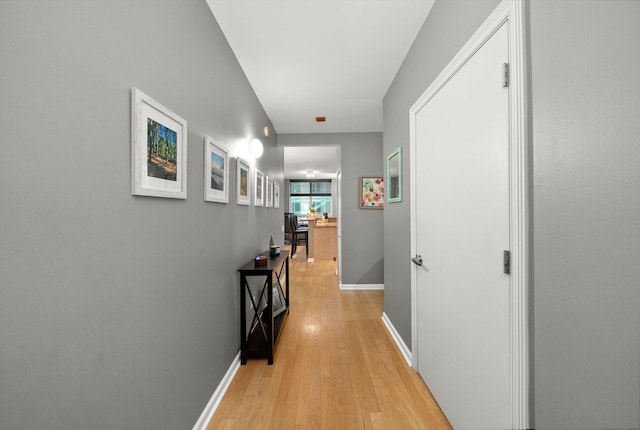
[[131, 87, 187, 199], [274, 182, 280, 208], [266, 177, 273, 207], [204, 136, 228, 203], [254, 169, 264, 206], [236, 157, 250, 205]]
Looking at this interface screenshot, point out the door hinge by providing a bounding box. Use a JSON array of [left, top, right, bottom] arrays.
[[502, 63, 509, 87], [503, 250, 511, 274]]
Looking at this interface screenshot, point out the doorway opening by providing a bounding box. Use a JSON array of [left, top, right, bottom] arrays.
[[283, 146, 342, 280]]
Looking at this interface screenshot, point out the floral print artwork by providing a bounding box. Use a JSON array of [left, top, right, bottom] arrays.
[[360, 177, 384, 209]]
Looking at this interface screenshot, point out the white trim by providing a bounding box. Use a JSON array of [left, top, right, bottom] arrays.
[[409, 0, 529, 428], [192, 352, 241, 430], [381, 312, 412, 367], [339, 283, 384, 291], [336, 168, 343, 282], [507, 1, 529, 427]]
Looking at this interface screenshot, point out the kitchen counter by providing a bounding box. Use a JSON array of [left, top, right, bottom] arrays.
[[307, 218, 338, 262]]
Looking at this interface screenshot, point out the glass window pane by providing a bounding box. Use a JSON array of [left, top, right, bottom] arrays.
[[311, 181, 331, 194], [290, 196, 310, 215], [311, 196, 331, 215], [290, 182, 310, 194]]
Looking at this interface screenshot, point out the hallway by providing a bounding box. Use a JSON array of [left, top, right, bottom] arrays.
[[207, 253, 451, 429]]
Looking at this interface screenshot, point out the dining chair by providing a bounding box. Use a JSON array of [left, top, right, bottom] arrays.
[[290, 214, 308, 258]]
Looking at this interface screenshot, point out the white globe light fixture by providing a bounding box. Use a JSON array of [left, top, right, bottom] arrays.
[[250, 138, 263, 159]]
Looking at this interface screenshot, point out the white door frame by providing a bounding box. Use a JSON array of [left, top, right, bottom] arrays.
[[409, 0, 529, 428], [336, 168, 342, 280]]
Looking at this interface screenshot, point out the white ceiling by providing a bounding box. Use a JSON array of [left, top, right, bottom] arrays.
[[283, 146, 339, 179], [206, 0, 435, 134]]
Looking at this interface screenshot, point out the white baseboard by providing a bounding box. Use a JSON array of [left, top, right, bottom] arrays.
[[381, 312, 412, 367], [192, 351, 241, 430], [339, 283, 384, 291]]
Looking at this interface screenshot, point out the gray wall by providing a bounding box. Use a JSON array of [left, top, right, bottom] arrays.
[[279, 133, 384, 285], [530, 1, 640, 428], [384, 0, 640, 428], [382, 0, 501, 354], [0, 1, 283, 429]]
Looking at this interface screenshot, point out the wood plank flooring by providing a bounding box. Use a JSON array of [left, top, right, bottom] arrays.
[[207, 250, 451, 429]]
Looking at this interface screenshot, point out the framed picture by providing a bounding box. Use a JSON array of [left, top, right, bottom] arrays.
[[236, 157, 250, 205], [272, 282, 287, 317], [204, 136, 228, 203], [254, 169, 264, 206], [386, 147, 402, 203], [131, 87, 187, 199], [359, 176, 384, 209], [266, 177, 273, 207], [273, 182, 280, 208]]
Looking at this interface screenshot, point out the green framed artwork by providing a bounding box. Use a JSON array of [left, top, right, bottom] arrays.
[[386, 147, 402, 203]]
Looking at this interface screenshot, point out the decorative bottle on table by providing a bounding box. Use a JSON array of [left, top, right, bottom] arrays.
[[269, 234, 279, 256]]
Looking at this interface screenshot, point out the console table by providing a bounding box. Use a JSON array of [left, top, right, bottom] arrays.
[[238, 250, 290, 365]]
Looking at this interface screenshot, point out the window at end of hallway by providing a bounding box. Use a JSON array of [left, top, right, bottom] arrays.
[[290, 180, 332, 216]]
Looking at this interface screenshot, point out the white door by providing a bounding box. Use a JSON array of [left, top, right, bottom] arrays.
[[414, 23, 511, 428]]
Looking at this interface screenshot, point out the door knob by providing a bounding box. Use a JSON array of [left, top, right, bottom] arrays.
[[411, 255, 423, 266]]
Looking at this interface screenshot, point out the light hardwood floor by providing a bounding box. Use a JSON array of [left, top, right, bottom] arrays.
[[207, 248, 451, 429]]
